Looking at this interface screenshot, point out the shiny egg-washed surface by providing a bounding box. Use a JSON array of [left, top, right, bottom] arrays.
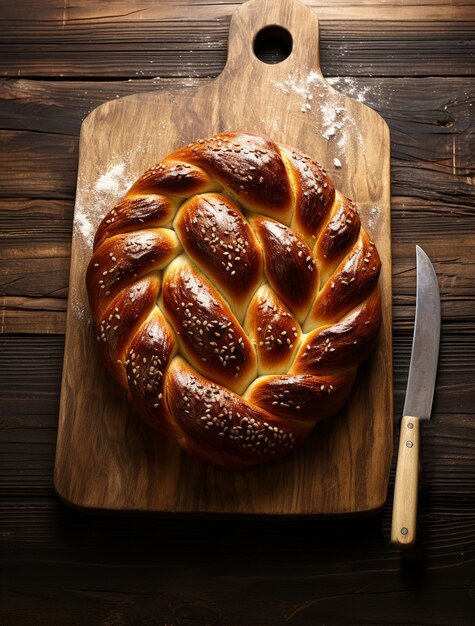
[[86, 132, 382, 469]]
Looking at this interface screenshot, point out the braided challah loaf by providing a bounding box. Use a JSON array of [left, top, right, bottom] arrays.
[[86, 132, 381, 469]]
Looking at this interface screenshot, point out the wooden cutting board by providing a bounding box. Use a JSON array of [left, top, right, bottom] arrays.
[[55, 0, 393, 515]]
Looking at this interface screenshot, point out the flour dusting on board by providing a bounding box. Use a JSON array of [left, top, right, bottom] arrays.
[[367, 206, 381, 233], [270, 71, 320, 114], [320, 103, 347, 142], [269, 72, 366, 155], [72, 153, 143, 321], [270, 70, 321, 100], [96, 162, 128, 195], [74, 159, 138, 251], [327, 77, 372, 103]]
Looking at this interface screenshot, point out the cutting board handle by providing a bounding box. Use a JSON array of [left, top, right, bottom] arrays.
[[222, 0, 323, 81]]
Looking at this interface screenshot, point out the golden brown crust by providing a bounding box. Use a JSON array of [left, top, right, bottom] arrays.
[[314, 191, 361, 276], [96, 275, 161, 388], [294, 290, 382, 376], [128, 160, 218, 198], [126, 308, 179, 437], [161, 258, 257, 395], [306, 230, 381, 329], [251, 216, 318, 322], [166, 358, 307, 469], [283, 146, 336, 242], [245, 370, 357, 422], [245, 285, 300, 375], [86, 228, 181, 320], [174, 192, 263, 320], [85, 131, 383, 469], [171, 132, 293, 220], [94, 195, 177, 251]]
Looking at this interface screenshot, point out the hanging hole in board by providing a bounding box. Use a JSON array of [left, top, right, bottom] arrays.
[[253, 26, 293, 64]]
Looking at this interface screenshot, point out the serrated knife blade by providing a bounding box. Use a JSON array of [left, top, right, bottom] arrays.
[[391, 246, 441, 549]]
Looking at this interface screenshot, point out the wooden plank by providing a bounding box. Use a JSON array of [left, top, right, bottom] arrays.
[[0, 525, 473, 626], [0, 513, 473, 626], [0, 78, 204, 135], [0, 130, 78, 199], [0, 298, 67, 334], [0, 195, 72, 333], [2, 331, 474, 419], [0, 0, 472, 24], [4, 194, 475, 334], [7, 122, 470, 204], [392, 165, 474, 213], [1, 18, 473, 78], [1, 495, 474, 545], [1, 256, 69, 298], [1, 205, 473, 334], [0, 198, 73, 244], [1, 196, 473, 249], [54, 0, 393, 516]]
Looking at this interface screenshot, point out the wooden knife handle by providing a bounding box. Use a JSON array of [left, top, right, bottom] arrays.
[[391, 416, 420, 548]]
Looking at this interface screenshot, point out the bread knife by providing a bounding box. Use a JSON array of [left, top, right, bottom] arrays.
[[391, 245, 441, 548]]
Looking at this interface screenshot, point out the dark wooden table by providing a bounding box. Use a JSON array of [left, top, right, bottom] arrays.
[[1, 1, 474, 624]]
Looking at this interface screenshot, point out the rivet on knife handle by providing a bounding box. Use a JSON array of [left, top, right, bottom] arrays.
[[391, 416, 420, 548]]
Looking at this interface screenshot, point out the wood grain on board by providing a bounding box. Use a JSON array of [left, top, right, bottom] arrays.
[[54, 0, 393, 515]]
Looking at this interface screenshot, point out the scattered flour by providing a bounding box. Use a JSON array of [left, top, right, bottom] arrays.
[[270, 72, 382, 239], [271, 70, 322, 99], [269, 71, 366, 155], [74, 157, 139, 251], [327, 76, 371, 103], [319, 103, 346, 141], [71, 154, 143, 321], [367, 206, 381, 233], [270, 70, 321, 113], [74, 208, 95, 249], [95, 162, 128, 195]]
